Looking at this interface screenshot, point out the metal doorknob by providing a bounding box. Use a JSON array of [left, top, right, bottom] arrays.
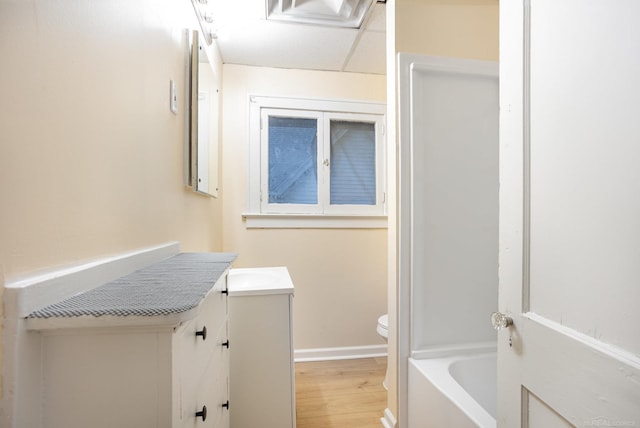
[[490, 312, 513, 330]]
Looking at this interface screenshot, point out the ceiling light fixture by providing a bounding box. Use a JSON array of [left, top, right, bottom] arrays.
[[191, 0, 218, 43]]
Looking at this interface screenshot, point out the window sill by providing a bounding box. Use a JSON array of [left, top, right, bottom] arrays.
[[242, 213, 388, 229]]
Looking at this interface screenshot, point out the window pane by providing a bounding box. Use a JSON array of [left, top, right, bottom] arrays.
[[330, 121, 376, 205], [268, 117, 318, 204]]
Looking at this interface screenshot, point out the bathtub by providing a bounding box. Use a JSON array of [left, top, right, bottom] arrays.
[[408, 353, 497, 428]]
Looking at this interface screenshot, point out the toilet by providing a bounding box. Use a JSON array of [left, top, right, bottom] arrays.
[[377, 314, 389, 340], [376, 314, 389, 390]]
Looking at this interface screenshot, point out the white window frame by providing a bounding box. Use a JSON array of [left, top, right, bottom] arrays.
[[322, 111, 385, 216], [261, 108, 324, 215], [246, 95, 387, 229]]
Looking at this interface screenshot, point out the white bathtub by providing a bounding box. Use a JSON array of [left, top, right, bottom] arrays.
[[408, 353, 497, 428]]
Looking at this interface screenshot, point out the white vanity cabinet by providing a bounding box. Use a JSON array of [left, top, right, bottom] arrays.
[[25, 253, 236, 428], [228, 267, 296, 428]]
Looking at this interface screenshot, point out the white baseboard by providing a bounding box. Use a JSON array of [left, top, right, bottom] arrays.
[[294, 344, 387, 362], [380, 408, 397, 428]]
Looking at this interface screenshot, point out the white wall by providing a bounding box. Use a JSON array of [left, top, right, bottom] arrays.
[[221, 64, 388, 351], [0, 0, 223, 396]]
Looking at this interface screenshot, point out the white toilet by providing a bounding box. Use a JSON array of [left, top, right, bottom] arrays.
[[377, 313, 389, 340], [377, 314, 389, 390]]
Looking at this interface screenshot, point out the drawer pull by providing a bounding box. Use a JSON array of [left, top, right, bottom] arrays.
[[221, 288, 228, 295], [195, 326, 207, 341], [222, 340, 230, 348], [196, 405, 207, 421], [222, 400, 230, 410]]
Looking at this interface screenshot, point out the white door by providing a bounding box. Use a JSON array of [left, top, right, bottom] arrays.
[[499, 1, 640, 426]]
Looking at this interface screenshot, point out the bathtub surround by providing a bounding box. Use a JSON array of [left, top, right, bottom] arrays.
[[387, 2, 499, 424], [397, 53, 499, 427]]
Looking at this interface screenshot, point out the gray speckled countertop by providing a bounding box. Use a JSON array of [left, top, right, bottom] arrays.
[[28, 253, 237, 319]]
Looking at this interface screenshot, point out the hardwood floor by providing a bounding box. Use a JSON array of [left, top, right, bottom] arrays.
[[295, 357, 387, 428]]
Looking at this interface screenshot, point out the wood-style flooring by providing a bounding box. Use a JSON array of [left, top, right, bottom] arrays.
[[295, 357, 387, 428]]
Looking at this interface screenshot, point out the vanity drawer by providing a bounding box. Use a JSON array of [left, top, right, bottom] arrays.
[[177, 289, 227, 369], [179, 321, 229, 427]]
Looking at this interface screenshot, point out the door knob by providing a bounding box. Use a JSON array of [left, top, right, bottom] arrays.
[[490, 312, 513, 330]]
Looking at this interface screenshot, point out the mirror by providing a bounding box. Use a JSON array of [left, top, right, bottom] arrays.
[[189, 30, 220, 197]]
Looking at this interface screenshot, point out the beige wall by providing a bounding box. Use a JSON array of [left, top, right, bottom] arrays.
[[387, 0, 499, 422], [396, 0, 499, 61], [0, 0, 222, 395], [221, 64, 388, 350]]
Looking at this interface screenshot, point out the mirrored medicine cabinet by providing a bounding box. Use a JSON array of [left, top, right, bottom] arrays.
[[186, 29, 220, 198]]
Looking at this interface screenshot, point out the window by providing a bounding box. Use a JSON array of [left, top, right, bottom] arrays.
[[246, 96, 386, 228]]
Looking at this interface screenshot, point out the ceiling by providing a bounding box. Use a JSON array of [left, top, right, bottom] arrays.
[[209, 0, 387, 75]]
